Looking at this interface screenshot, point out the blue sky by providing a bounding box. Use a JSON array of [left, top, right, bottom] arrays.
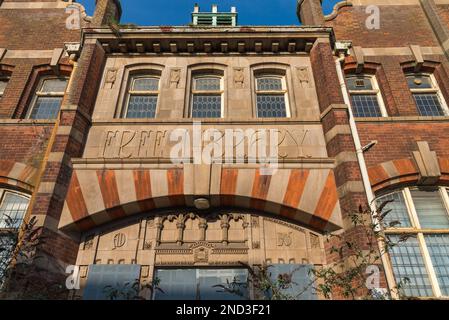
[[77, 0, 339, 25]]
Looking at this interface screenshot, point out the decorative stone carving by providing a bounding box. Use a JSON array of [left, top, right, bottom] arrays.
[[277, 232, 293, 247], [296, 66, 310, 87], [104, 68, 118, 88], [83, 235, 95, 250], [113, 233, 126, 249], [252, 241, 260, 249], [169, 68, 181, 88], [143, 241, 152, 250], [310, 233, 320, 249], [234, 67, 244, 88]]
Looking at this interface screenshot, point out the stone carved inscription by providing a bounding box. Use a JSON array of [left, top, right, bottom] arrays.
[[100, 128, 318, 160]]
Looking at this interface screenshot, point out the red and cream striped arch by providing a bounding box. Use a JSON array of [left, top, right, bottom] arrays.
[[59, 165, 343, 233]]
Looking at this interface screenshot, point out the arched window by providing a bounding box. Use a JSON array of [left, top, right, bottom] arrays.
[[406, 73, 448, 116], [124, 76, 160, 118], [27, 77, 68, 119], [346, 75, 386, 117], [190, 75, 223, 118], [377, 187, 449, 297], [255, 75, 289, 118]]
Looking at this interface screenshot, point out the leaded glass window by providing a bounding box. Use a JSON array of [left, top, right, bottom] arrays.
[[28, 78, 68, 119], [346, 75, 385, 117], [378, 187, 449, 297], [125, 76, 159, 118], [256, 77, 289, 118], [406, 74, 447, 116], [191, 77, 223, 118]]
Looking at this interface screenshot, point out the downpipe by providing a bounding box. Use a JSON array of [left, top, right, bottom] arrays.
[[334, 53, 398, 299]]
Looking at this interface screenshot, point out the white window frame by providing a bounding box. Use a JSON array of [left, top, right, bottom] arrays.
[[190, 75, 224, 118], [0, 188, 30, 230], [346, 74, 388, 117], [26, 76, 68, 119], [406, 73, 449, 116], [380, 186, 449, 298], [255, 75, 291, 118], [123, 75, 160, 118]]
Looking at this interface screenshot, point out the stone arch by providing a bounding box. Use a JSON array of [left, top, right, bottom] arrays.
[[59, 166, 343, 233], [0, 160, 38, 192]]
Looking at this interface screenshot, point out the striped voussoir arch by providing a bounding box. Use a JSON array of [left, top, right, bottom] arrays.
[[59, 166, 343, 233], [0, 160, 38, 191], [368, 157, 449, 192]]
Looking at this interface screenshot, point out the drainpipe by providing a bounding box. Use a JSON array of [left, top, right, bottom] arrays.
[[334, 50, 398, 299]]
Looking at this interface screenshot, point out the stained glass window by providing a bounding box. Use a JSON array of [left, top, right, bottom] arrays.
[[346, 76, 384, 117], [125, 76, 159, 119], [29, 78, 67, 119], [191, 77, 222, 118], [256, 77, 288, 118]]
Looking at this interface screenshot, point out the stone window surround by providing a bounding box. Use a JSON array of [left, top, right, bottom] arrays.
[[377, 186, 449, 298], [345, 73, 388, 117], [114, 63, 164, 118], [184, 63, 227, 118], [250, 63, 295, 118]]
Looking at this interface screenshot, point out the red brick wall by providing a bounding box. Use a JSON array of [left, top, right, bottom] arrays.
[[327, 5, 439, 47]]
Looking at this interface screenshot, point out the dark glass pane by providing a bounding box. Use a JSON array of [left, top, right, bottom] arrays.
[[192, 94, 221, 118], [413, 94, 444, 116], [29, 97, 62, 119], [406, 75, 433, 89], [256, 94, 287, 118], [126, 95, 157, 118], [346, 77, 373, 91], [257, 78, 283, 91], [376, 191, 412, 228], [132, 78, 159, 91], [350, 94, 382, 117], [425, 234, 449, 296], [388, 235, 433, 297]]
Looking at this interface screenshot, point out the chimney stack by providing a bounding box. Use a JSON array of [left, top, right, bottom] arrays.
[[296, 0, 325, 25], [92, 0, 122, 26]]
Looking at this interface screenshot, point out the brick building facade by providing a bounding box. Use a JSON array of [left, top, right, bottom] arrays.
[[0, 0, 448, 299]]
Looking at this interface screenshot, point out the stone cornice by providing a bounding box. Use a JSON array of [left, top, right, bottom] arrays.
[[81, 26, 335, 55]]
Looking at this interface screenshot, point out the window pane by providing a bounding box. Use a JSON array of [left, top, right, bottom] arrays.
[[376, 191, 412, 228], [197, 269, 248, 300], [0, 192, 29, 228], [257, 78, 283, 91], [407, 75, 433, 89], [132, 78, 159, 91], [155, 268, 248, 300], [346, 77, 373, 90], [389, 235, 433, 297], [256, 94, 287, 118], [0, 80, 7, 95], [30, 97, 62, 119], [410, 190, 449, 229], [425, 234, 449, 296], [126, 95, 157, 118], [413, 94, 444, 116], [350, 94, 382, 117], [41, 78, 67, 93], [192, 94, 221, 118], [195, 78, 220, 91]]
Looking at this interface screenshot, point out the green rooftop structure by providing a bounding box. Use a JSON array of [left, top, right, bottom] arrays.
[[191, 3, 238, 27]]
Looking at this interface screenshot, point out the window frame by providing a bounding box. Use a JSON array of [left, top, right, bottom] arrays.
[[122, 75, 161, 119], [379, 186, 449, 297], [0, 188, 30, 230], [0, 76, 9, 98], [346, 74, 387, 117], [406, 73, 449, 116], [26, 76, 68, 119], [254, 74, 291, 118], [190, 75, 224, 118]]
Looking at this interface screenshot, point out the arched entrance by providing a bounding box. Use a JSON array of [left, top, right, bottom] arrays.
[[74, 208, 324, 300]]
